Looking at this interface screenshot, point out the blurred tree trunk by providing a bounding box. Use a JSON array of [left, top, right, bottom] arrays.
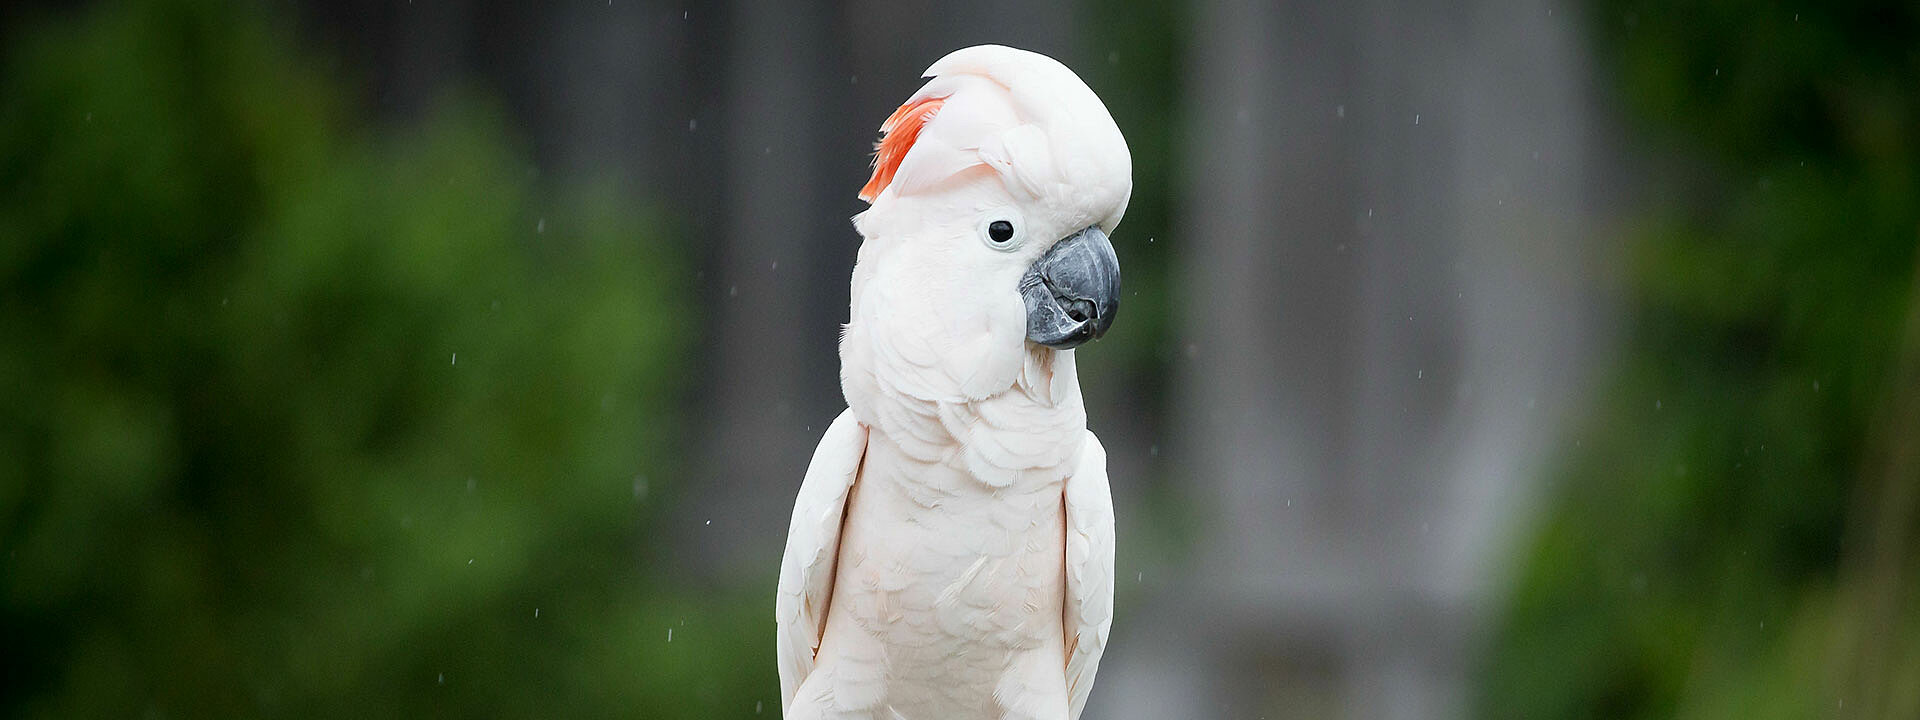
[[678, 0, 851, 578], [1832, 251, 1920, 720], [1094, 0, 1614, 718]]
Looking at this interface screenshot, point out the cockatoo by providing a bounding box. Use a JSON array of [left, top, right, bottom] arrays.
[[776, 45, 1128, 720]]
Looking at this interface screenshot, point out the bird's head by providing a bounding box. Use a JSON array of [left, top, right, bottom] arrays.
[[848, 45, 1131, 400]]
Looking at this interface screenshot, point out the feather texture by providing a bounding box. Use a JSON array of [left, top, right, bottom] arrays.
[[776, 410, 868, 713], [1062, 433, 1115, 720], [859, 96, 946, 202]]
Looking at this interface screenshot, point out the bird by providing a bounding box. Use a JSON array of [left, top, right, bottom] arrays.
[[775, 45, 1129, 720]]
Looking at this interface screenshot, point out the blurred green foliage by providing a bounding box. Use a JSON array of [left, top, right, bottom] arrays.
[[0, 0, 770, 716], [1479, 1, 1920, 719], [1078, 0, 1199, 587]]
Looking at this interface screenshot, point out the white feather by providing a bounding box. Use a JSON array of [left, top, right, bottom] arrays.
[[1063, 432, 1116, 720], [775, 409, 867, 714]]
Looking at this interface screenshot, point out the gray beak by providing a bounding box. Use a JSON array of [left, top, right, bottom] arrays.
[[1020, 226, 1121, 350]]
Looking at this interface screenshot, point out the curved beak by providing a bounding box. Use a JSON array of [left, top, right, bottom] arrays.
[[1020, 226, 1121, 350]]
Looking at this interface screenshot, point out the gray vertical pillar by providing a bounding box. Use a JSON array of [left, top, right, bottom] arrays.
[[680, 0, 846, 578], [1095, 0, 1611, 718]]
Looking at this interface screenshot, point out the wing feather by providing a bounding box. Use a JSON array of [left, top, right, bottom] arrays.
[[775, 409, 869, 713], [1062, 431, 1116, 720]]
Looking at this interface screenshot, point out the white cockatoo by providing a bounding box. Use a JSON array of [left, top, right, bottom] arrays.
[[776, 45, 1129, 720]]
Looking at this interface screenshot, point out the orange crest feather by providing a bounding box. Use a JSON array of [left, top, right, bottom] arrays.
[[858, 96, 945, 203]]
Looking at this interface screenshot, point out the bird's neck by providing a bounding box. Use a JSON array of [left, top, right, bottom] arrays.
[[840, 326, 1087, 488]]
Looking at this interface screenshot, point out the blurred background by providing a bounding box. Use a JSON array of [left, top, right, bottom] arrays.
[[1, 0, 1914, 718]]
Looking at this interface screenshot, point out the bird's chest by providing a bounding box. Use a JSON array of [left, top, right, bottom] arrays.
[[834, 432, 1068, 658]]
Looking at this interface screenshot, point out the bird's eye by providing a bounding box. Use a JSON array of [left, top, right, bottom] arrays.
[[987, 220, 1015, 244]]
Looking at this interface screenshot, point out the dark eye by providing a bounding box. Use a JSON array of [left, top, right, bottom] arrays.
[[987, 220, 1015, 244]]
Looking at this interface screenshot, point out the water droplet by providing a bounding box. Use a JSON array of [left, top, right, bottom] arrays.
[[451, 353, 457, 365], [667, 628, 674, 642]]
